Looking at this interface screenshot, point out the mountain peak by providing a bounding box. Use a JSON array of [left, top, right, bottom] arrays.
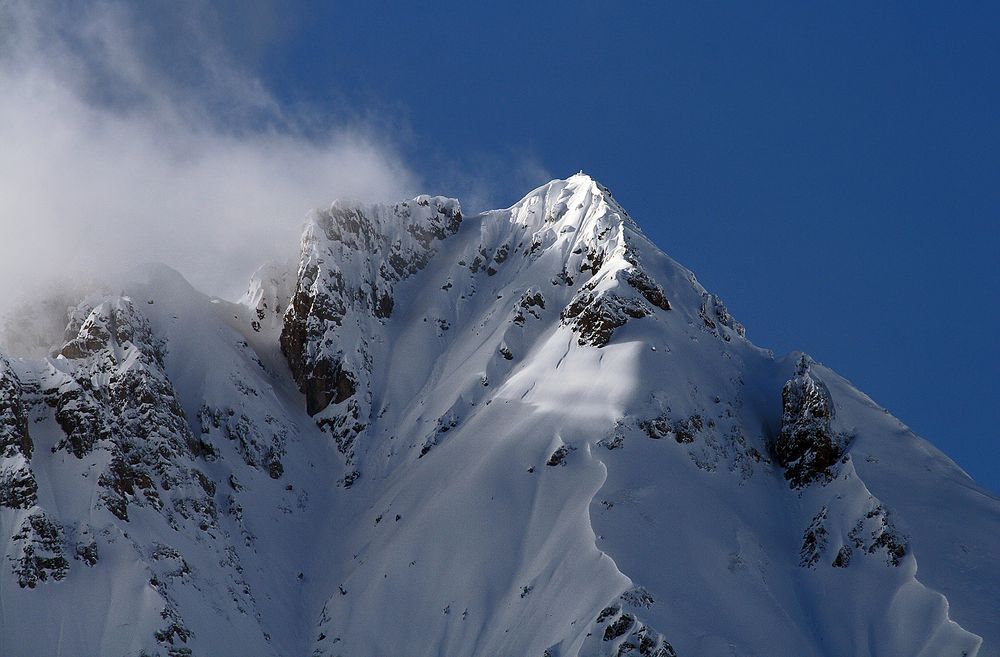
[[497, 172, 633, 234], [2, 175, 996, 657]]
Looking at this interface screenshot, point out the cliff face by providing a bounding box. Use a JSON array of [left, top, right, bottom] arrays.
[[279, 196, 462, 456], [0, 174, 996, 657], [0, 355, 35, 510]]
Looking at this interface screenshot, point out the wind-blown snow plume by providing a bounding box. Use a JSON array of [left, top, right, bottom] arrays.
[[0, 1, 419, 323]]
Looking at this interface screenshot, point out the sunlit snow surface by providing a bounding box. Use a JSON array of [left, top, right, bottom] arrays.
[[0, 175, 996, 657]]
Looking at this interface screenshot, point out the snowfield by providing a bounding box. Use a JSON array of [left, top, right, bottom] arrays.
[[0, 174, 997, 657]]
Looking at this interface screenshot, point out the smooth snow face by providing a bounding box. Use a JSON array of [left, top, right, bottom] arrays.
[[0, 174, 997, 657]]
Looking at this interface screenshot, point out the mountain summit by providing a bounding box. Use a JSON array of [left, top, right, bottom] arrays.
[[1, 175, 997, 657]]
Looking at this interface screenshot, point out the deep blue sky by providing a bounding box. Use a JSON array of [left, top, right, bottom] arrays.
[[244, 2, 1000, 491], [73, 2, 1000, 491]]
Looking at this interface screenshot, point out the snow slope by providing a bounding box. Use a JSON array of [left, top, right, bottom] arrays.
[[0, 173, 997, 657]]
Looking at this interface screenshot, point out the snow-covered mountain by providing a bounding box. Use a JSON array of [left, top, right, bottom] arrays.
[[1, 173, 997, 657]]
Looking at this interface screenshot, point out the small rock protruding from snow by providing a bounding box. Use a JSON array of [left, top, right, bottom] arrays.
[[775, 356, 847, 488]]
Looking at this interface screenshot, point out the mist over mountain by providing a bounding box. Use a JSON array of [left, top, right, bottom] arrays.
[[0, 174, 996, 657]]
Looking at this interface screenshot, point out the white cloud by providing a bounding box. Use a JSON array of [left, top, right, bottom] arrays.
[[0, 0, 421, 321]]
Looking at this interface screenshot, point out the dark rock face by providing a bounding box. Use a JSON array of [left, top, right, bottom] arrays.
[[546, 445, 570, 466], [512, 291, 546, 326], [561, 281, 649, 348], [799, 500, 908, 570], [0, 467, 38, 509], [588, 599, 679, 657], [197, 405, 287, 478], [775, 357, 845, 488], [639, 414, 703, 444], [639, 415, 671, 440], [279, 196, 461, 458], [560, 262, 671, 348], [4, 302, 233, 639], [28, 295, 280, 650], [75, 537, 99, 567], [847, 503, 908, 567], [604, 613, 635, 641], [799, 507, 829, 568], [0, 355, 37, 509], [51, 299, 214, 526], [698, 293, 745, 341], [0, 356, 32, 458], [155, 605, 193, 652], [10, 512, 69, 588], [597, 605, 620, 624], [626, 269, 671, 311], [539, 188, 673, 349], [53, 378, 108, 458], [280, 262, 351, 418], [307, 358, 358, 415], [832, 546, 852, 568]]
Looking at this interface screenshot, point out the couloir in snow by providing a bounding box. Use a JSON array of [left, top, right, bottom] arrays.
[[1, 174, 997, 657]]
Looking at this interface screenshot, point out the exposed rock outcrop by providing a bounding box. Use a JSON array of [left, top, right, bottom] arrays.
[[559, 265, 671, 348], [0, 355, 32, 458], [775, 356, 846, 488], [51, 299, 214, 526], [9, 512, 69, 588], [280, 196, 461, 456], [0, 354, 37, 509], [572, 596, 679, 657], [561, 277, 651, 347], [698, 293, 745, 340]]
